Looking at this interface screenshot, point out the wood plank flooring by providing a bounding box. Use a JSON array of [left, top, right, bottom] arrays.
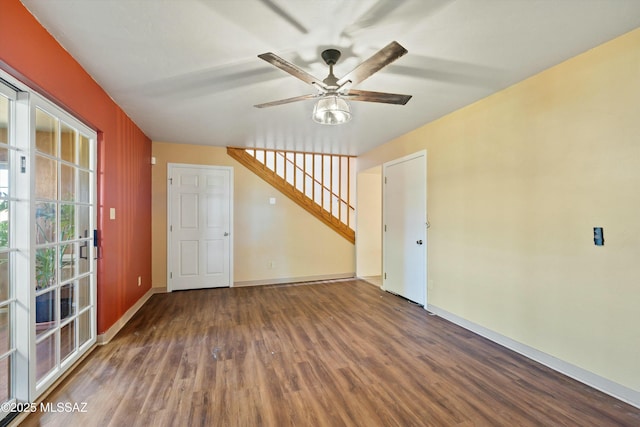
[[22, 280, 640, 426]]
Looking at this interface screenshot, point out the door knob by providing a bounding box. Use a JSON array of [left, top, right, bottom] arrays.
[[416, 240, 423, 245], [224, 232, 229, 236]]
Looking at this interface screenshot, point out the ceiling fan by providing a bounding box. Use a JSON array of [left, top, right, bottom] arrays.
[[254, 41, 412, 124]]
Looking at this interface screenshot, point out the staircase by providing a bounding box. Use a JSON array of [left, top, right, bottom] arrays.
[[227, 147, 355, 243]]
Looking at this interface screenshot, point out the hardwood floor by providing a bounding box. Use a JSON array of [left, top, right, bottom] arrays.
[[22, 280, 640, 426]]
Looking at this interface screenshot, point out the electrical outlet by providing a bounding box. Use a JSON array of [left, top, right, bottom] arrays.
[[138, 276, 141, 286]]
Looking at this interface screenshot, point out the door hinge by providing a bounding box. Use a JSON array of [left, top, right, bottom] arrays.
[[20, 156, 26, 173], [384, 224, 387, 232], [384, 272, 387, 279], [384, 176, 387, 184], [169, 177, 173, 185], [170, 272, 173, 279], [170, 225, 172, 232]]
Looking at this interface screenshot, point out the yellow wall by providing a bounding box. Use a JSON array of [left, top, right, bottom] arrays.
[[358, 28, 640, 391], [152, 143, 355, 287], [356, 166, 382, 277]]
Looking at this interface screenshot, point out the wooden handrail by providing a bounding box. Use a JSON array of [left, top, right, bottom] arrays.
[[227, 147, 355, 243], [242, 148, 355, 213], [273, 151, 355, 212]]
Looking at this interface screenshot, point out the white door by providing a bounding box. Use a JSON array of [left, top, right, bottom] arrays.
[[168, 164, 233, 291], [382, 151, 427, 305]]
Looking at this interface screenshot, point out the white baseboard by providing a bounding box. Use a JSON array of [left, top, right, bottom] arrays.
[[427, 304, 639, 409], [97, 287, 166, 345], [234, 273, 355, 287], [358, 276, 383, 287]]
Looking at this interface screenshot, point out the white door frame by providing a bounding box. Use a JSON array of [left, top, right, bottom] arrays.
[[166, 163, 233, 291], [382, 150, 427, 306]]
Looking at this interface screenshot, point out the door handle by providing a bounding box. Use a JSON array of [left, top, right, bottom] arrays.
[[80, 241, 89, 259], [224, 232, 229, 236], [416, 240, 423, 245]]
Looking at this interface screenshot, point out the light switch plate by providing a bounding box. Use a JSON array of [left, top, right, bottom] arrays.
[[110, 208, 116, 220]]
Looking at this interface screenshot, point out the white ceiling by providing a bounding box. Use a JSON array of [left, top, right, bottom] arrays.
[[21, 0, 640, 155]]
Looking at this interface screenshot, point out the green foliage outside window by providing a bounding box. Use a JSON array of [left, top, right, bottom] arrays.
[[0, 199, 75, 290], [35, 203, 74, 290], [0, 198, 7, 248]]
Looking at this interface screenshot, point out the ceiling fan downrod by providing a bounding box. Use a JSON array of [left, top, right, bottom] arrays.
[[321, 49, 342, 88]]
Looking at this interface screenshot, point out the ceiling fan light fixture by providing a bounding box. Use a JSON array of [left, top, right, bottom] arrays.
[[312, 96, 352, 125]]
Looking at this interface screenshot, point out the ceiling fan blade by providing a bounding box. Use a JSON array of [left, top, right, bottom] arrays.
[[259, 0, 308, 34], [386, 54, 506, 89], [342, 0, 408, 36], [345, 89, 412, 105], [258, 52, 326, 88], [337, 41, 408, 87], [254, 94, 316, 108], [341, 1, 453, 39]]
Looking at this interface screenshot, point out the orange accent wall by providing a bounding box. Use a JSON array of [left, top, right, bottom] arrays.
[[1, 0, 152, 333]]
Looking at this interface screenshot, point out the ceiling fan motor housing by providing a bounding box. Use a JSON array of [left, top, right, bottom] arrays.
[[321, 49, 342, 65]]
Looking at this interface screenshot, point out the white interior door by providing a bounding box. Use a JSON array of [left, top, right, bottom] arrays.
[[168, 164, 233, 291], [382, 151, 427, 305]]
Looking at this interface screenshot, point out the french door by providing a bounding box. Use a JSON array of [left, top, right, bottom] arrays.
[[0, 72, 97, 420], [31, 97, 97, 396]]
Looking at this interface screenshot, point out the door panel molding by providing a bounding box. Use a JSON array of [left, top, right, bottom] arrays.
[[167, 163, 233, 291]]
